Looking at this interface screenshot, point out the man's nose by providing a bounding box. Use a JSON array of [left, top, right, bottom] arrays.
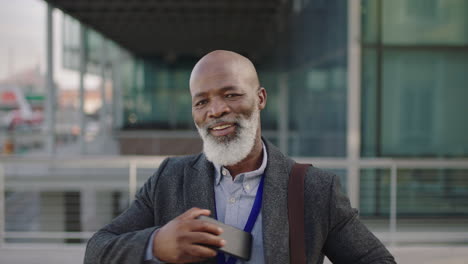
[[208, 98, 230, 118]]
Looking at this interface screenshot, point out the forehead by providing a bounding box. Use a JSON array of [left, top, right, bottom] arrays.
[[190, 62, 251, 97]]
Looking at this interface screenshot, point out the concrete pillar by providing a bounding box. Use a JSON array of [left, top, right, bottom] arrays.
[[99, 39, 107, 138], [45, 4, 56, 155], [78, 25, 86, 154], [346, 0, 362, 208], [0, 166, 4, 245]]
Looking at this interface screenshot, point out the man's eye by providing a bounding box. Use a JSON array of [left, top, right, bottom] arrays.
[[194, 100, 208, 107], [225, 94, 240, 98]]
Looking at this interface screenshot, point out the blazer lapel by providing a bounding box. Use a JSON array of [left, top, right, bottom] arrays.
[[183, 154, 217, 216], [262, 140, 294, 264]]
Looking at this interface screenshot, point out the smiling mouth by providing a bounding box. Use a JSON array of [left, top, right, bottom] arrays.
[[211, 124, 234, 131], [207, 123, 237, 137]]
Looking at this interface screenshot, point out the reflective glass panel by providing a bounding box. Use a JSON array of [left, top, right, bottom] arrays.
[[381, 50, 468, 157], [382, 0, 468, 45]]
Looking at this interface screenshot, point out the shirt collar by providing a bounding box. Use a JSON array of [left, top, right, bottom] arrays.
[[214, 140, 268, 186]]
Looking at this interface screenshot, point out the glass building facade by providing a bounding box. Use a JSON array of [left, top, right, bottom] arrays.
[[116, 1, 349, 157], [360, 0, 468, 216], [361, 0, 468, 158], [59, 0, 468, 217]]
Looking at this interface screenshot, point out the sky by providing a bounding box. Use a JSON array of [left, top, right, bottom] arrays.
[[0, 0, 100, 89]]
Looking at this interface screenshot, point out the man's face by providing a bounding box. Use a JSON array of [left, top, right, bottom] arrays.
[[191, 67, 260, 143], [190, 58, 266, 166]]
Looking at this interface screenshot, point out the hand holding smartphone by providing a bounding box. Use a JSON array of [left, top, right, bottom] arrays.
[[197, 215, 252, 261]]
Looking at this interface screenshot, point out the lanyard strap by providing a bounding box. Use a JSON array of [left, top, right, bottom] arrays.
[[216, 174, 265, 264]]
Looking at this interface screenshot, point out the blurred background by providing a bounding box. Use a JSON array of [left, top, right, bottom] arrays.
[[0, 0, 467, 263]]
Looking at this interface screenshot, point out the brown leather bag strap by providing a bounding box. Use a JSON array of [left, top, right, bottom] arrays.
[[288, 163, 311, 264]]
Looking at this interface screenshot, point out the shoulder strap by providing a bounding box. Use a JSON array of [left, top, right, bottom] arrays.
[[288, 162, 311, 264]]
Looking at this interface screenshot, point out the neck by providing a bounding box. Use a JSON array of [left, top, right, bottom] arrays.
[[225, 136, 263, 179]]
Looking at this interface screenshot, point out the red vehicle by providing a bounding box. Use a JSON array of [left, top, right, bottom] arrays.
[[0, 86, 44, 131], [6, 109, 43, 130]]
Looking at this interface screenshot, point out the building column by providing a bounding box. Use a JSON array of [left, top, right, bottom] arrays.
[[45, 4, 56, 155], [346, 0, 362, 208], [0, 166, 5, 245], [100, 39, 108, 138], [78, 24, 87, 154]]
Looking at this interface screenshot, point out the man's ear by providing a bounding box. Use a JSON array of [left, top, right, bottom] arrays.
[[258, 87, 267, 110]]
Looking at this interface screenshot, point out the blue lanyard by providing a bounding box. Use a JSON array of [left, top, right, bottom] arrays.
[[216, 174, 265, 264]]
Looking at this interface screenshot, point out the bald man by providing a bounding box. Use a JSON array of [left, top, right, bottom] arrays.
[[85, 50, 395, 264]]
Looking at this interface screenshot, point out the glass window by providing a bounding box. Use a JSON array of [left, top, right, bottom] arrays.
[[62, 15, 81, 71], [361, 0, 468, 158], [258, 70, 279, 130], [383, 0, 468, 45], [286, 0, 348, 157], [381, 50, 468, 157], [361, 0, 380, 44], [362, 50, 468, 157], [288, 65, 347, 157], [122, 57, 197, 129], [361, 49, 378, 157]]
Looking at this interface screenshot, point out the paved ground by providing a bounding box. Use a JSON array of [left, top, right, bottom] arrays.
[[390, 246, 468, 264], [1, 245, 468, 264]]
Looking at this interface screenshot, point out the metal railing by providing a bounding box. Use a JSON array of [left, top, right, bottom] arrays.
[[1, 156, 467, 247]]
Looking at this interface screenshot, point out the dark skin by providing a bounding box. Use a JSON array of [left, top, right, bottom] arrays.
[[153, 208, 224, 263], [190, 51, 267, 176], [153, 50, 267, 263]]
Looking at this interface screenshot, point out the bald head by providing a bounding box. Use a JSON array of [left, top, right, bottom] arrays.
[[190, 50, 260, 95]]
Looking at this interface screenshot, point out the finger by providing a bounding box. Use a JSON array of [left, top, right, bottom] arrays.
[[185, 244, 219, 259], [184, 231, 226, 248], [179, 207, 211, 220], [191, 219, 223, 235]]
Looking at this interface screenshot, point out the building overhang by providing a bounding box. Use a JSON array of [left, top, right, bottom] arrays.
[[45, 0, 292, 61]]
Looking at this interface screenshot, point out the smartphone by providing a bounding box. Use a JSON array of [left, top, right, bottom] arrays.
[[197, 215, 252, 261]]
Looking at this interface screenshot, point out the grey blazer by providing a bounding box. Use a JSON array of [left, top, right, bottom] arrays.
[[84, 140, 395, 264]]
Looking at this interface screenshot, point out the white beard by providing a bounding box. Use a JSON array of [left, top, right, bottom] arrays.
[[196, 108, 260, 166]]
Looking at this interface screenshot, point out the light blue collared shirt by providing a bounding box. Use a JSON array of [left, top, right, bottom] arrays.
[[213, 142, 267, 264], [145, 142, 267, 264]]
